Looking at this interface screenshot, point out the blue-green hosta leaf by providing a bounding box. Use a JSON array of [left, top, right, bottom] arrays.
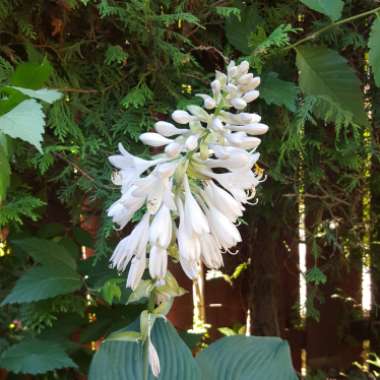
[[0, 143, 10, 202], [299, 0, 344, 21], [89, 318, 201, 380], [10, 86, 62, 104], [260, 72, 299, 112], [0, 338, 77, 374], [1, 265, 82, 304], [368, 18, 380, 87], [196, 335, 297, 380], [225, 5, 262, 54], [296, 45, 368, 126], [0, 99, 45, 152], [11, 237, 77, 270]]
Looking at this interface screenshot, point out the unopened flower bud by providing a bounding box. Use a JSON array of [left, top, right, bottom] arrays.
[[243, 90, 260, 103], [238, 73, 253, 85], [140, 132, 172, 147], [172, 110, 193, 124], [185, 135, 198, 151], [230, 97, 247, 110]]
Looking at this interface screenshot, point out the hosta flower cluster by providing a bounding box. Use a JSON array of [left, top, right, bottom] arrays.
[[108, 60, 268, 291]]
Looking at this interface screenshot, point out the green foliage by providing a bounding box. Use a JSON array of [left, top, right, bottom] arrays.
[[12, 238, 78, 269], [0, 338, 77, 374], [260, 72, 299, 112], [0, 195, 45, 227], [122, 83, 153, 109], [299, 0, 344, 21], [1, 264, 82, 304], [296, 45, 367, 126], [215, 7, 241, 20], [105, 45, 128, 65], [0, 100, 45, 152], [0, 142, 10, 202], [196, 335, 297, 380], [225, 5, 262, 55], [368, 17, 380, 87]]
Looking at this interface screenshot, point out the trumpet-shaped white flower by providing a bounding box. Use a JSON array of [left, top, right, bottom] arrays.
[[150, 204, 172, 248], [149, 245, 168, 281], [110, 212, 150, 273]]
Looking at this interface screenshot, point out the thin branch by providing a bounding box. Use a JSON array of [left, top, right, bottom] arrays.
[[285, 6, 380, 51]]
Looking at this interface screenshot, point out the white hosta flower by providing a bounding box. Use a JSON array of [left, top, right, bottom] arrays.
[[177, 197, 201, 263], [211, 79, 221, 95], [187, 105, 211, 123], [109, 143, 161, 189], [110, 212, 150, 272], [220, 111, 261, 125], [243, 90, 260, 103], [196, 94, 216, 109], [199, 233, 223, 269], [172, 110, 193, 124], [107, 58, 269, 294], [127, 255, 147, 290], [237, 60, 250, 75], [183, 175, 209, 235], [238, 73, 254, 85], [165, 142, 182, 157], [228, 123, 269, 135], [204, 181, 244, 222], [140, 132, 173, 147], [150, 204, 172, 248], [107, 189, 145, 229], [226, 132, 261, 150], [149, 245, 168, 281], [148, 340, 160, 378], [154, 121, 188, 137], [206, 206, 242, 250], [185, 135, 198, 151], [230, 97, 247, 110]]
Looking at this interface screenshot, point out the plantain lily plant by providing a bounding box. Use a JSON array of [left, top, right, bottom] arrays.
[[89, 60, 297, 380]]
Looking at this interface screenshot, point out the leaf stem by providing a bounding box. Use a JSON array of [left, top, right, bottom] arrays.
[[286, 6, 380, 51]]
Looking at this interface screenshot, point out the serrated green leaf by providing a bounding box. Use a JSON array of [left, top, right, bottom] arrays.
[[296, 45, 368, 126], [368, 18, 380, 87], [0, 143, 10, 202], [12, 237, 77, 270], [0, 99, 45, 152], [10, 60, 53, 89], [225, 5, 262, 54], [299, 0, 344, 21], [0, 338, 77, 374], [10, 86, 62, 104], [1, 265, 82, 304], [196, 335, 297, 380], [261, 72, 299, 112], [89, 318, 201, 380]]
